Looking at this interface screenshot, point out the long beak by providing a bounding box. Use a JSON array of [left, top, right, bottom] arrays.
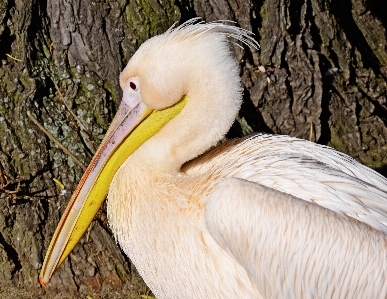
[[39, 95, 188, 286]]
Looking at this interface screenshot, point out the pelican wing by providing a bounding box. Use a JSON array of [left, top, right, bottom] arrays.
[[205, 178, 387, 298], [183, 133, 387, 233]]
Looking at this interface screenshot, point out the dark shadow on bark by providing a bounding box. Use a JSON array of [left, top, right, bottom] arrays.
[[0, 0, 16, 66], [175, 0, 197, 23], [318, 55, 335, 145], [0, 27, 16, 66], [0, 232, 22, 275], [26, 0, 50, 74], [250, 0, 264, 41], [331, 0, 381, 73], [226, 120, 244, 139], [376, 165, 387, 178], [368, 0, 387, 30], [288, 0, 304, 38], [241, 87, 272, 133], [357, 87, 387, 128], [306, 0, 323, 52]]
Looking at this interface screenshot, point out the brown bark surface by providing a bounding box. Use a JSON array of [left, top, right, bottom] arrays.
[[0, 0, 386, 298]]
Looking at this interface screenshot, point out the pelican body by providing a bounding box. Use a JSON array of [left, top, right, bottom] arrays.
[[40, 19, 387, 298]]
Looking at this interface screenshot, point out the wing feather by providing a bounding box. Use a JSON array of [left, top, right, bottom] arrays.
[[205, 178, 387, 298], [183, 133, 387, 233]]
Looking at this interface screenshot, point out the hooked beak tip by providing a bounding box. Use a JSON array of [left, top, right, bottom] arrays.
[[39, 276, 48, 287]]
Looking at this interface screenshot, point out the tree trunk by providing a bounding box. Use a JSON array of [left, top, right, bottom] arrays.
[[0, 0, 386, 298]]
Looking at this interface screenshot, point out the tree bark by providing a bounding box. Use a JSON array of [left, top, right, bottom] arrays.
[[0, 0, 386, 298]]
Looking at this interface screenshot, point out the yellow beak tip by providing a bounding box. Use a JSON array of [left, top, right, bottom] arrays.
[[39, 276, 48, 287]]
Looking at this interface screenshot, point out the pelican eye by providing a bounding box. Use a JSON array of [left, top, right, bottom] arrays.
[[130, 82, 137, 90]]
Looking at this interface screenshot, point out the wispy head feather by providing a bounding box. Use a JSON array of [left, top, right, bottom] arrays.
[[163, 18, 259, 51]]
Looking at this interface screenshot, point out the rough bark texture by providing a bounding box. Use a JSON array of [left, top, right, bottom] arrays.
[[0, 0, 386, 298]]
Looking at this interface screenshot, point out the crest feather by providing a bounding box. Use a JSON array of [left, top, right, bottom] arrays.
[[163, 18, 259, 51]]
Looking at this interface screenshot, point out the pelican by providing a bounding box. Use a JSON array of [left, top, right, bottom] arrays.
[[40, 19, 387, 298]]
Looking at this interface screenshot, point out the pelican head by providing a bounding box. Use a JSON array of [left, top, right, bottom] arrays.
[[39, 19, 258, 286], [117, 20, 257, 173]]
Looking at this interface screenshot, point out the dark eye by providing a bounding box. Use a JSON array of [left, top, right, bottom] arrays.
[[130, 82, 137, 90]]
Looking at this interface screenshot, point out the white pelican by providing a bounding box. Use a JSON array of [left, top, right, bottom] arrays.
[[40, 19, 387, 298]]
